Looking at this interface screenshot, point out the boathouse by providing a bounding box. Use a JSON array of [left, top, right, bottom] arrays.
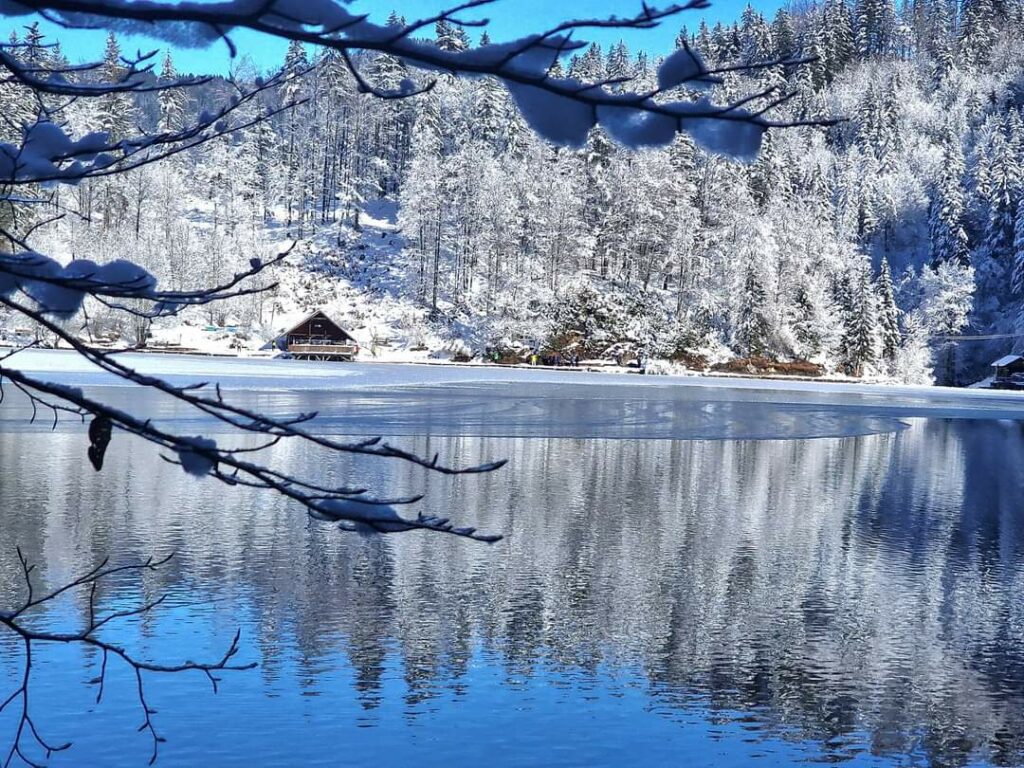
[[276, 310, 359, 361], [991, 354, 1024, 386]]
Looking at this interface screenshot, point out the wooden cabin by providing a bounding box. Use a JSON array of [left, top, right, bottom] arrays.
[[991, 355, 1024, 388], [277, 310, 359, 361]]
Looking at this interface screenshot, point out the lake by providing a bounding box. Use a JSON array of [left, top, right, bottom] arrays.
[[1, 355, 1023, 767]]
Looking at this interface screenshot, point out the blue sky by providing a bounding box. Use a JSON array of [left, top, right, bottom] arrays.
[[4, 0, 783, 74]]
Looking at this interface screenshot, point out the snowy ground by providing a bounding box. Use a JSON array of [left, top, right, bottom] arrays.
[[5, 348, 1024, 442], [2, 200, 977, 386], [0, 347, 1012, 395]]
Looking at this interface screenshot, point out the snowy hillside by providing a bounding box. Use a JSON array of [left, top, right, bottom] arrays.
[[6, 6, 1024, 385]]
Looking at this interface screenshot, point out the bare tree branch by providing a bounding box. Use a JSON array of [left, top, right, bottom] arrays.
[[0, 550, 254, 767], [0, 295, 505, 541], [6, 0, 831, 138]]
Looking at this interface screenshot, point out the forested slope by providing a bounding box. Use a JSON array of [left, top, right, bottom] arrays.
[[4, 1, 1024, 384]]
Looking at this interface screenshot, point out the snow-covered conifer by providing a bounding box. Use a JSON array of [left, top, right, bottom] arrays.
[[157, 52, 187, 134], [734, 266, 772, 356], [94, 32, 135, 140], [435, 19, 470, 52], [770, 8, 797, 59], [841, 263, 879, 376], [855, 0, 896, 56], [877, 258, 903, 363], [1011, 202, 1024, 295], [930, 137, 971, 265]]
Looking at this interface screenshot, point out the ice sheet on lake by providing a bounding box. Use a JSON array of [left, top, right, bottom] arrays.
[[4, 349, 1024, 441]]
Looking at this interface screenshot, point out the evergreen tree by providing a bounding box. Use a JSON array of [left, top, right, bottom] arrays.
[[734, 266, 772, 356], [749, 131, 791, 208], [633, 51, 653, 90], [959, 0, 998, 66], [605, 41, 632, 83], [797, 30, 827, 92], [435, 19, 470, 52], [474, 76, 507, 148], [841, 263, 879, 376], [857, 81, 901, 166], [0, 30, 34, 140], [675, 26, 692, 50], [22, 22, 45, 64], [876, 258, 902, 362], [893, 0, 916, 57], [739, 5, 771, 63], [283, 40, 308, 84], [280, 41, 311, 233], [792, 279, 826, 357], [94, 32, 134, 139], [857, 173, 880, 241], [770, 8, 796, 59], [695, 22, 713, 60], [927, 0, 955, 81], [368, 47, 406, 91], [929, 137, 970, 264], [823, 0, 856, 75], [918, 261, 975, 384], [665, 134, 701, 313], [1011, 202, 1024, 295], [982, 126, 1022, 258], [157, 51, 187, 133], [569, 43, 605, 82], [854, 0, 895, 56], [583, 128, 615, 276]]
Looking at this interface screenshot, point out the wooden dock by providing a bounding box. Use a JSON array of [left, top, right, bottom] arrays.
[[288, 343, 358, 361]]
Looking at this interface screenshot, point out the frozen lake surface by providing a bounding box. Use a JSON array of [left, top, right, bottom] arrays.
[[1, 351, 1023, 766], [6, 349, 1024, 440]]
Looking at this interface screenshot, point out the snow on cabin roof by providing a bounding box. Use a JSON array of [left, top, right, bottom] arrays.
[[991, 355, 1024, 368], [278, 310, 353, 340]]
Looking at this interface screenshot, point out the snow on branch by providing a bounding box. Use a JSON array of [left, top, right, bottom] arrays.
[[0, 243, 295, 319], [0, 43, 212, 96], [2, 0, 827, 157], [0, 72, 300, 187]]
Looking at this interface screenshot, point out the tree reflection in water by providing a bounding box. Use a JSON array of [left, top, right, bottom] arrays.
[[1, 416, 1023, 766]]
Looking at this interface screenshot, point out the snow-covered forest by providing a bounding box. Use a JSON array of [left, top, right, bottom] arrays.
[[4, 0, 1024, 385]]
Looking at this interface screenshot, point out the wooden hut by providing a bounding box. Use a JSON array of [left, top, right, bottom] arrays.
[[278, 310, 359, 361], [991, 355, 1024, 388]]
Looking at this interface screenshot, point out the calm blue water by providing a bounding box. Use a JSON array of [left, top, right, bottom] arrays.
[[1, 368, 1023, 767]]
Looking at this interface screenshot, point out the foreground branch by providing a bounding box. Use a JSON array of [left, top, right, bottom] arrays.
[[0, 296, 505, 542], [0, 549, 255, 767], [7, 0, 831, 155]]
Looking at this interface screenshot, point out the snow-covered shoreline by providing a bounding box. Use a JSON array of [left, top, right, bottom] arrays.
[[7, 348, 1024, 443], [4, 346, 1024, 404]]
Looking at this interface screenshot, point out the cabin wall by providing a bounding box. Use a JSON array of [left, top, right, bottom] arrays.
[[284, 314, 354, 346], [994, 361, 1024, 379]]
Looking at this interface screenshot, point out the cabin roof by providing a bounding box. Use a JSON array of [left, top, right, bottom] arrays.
[[991, 355, 1024, 368], [279, 310, 354, 341]]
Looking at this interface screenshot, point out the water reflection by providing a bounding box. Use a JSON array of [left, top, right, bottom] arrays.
[[1, 408, 1023, 767]]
